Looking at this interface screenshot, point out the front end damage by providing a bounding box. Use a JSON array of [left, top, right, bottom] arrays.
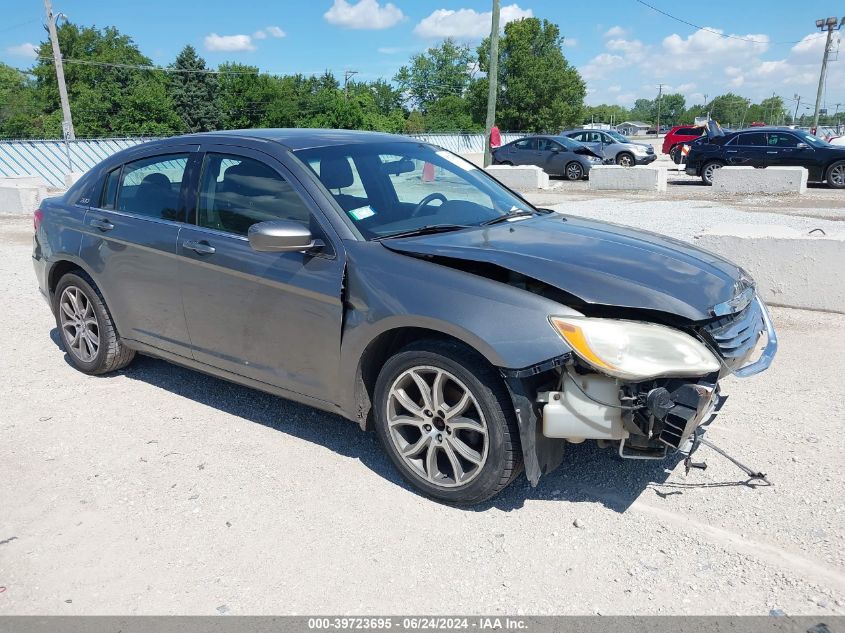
[[501, 296, 778, 486]]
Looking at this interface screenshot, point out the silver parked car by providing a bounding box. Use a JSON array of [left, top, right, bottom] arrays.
[[562, 128, 656, 166], [491, 135, 603, 180]]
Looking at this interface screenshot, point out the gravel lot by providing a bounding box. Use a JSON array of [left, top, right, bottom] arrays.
[[1, 204, 844, 616]]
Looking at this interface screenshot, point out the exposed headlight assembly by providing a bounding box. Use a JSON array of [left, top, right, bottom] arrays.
[[550, 316, 720, 381]]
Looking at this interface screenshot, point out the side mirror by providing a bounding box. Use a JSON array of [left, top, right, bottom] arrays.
[[248, 220, 320, 253], [796, 142, 810, 150]]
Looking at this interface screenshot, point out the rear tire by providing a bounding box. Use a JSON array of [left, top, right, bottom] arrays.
[[564, 161, 584, 180], [373, 339, 522, 505], [53, 271, 135, 375], [701, 160, 724, 186], [826, 160, 845, 188], [500, 160, 514, 166]]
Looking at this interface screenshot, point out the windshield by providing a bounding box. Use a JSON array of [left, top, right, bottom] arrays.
[[295, 142, 535, 240], [605, 130, 629, 143], [796, 131, 831, 148]]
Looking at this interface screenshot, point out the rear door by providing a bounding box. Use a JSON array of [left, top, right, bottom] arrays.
[[79, 147, 197, 356], [509, 138, 537, 165], [176, 144, 345, 401], [731, 132, 768, 166], [536, 138, 567, 175]]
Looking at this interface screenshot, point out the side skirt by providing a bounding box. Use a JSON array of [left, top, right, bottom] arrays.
[[123, 338, 351, 421]]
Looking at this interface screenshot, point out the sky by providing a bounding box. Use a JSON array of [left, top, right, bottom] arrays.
[[2, 0, 844, 115]]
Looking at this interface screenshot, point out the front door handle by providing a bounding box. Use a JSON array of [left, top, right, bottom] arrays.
[[766, 151, 778, 154], [183, 240, 216, 255], [90, 218, 114, 232]]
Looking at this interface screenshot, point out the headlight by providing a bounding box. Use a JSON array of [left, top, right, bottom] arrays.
[[550, 316, 721, 381], [632, 146, 648, 154]]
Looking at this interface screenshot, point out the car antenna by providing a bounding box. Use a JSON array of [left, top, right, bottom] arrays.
[[684, 434, 770, 485]]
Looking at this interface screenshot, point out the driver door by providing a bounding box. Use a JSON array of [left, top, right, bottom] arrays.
[[177, 145, 345, 401]]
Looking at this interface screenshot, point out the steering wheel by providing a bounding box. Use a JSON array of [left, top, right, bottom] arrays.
[[410, 192, 448, 217]]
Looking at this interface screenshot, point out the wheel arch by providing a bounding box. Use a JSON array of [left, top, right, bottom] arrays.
[[352, 325, 503, 432], [48, 257, 96, 301]]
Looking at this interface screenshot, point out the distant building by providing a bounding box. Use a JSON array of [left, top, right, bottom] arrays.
[[583, 122, 612, 130], [616, 121, 651, 136]]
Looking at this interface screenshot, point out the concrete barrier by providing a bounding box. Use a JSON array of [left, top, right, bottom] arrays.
[[485, 165, 550, 190], [695, 224, 845, 313], [711, 166, 808, 194], [0, 175, 49, 188], [0, 183, 49, 216], [588, 165, 667, 192]]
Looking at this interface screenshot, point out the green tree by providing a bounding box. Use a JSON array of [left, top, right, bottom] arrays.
[[629, 98, 655, 123], [169, 45, 222, 132], [583, 103, 630, 126], [477, 18, 585, 132], [708, 93, 750, 127], [0, 63, 40, 137], [424, 94, 478, 131], [404, 110, 425, 133], [657, 93, 685, 126], [395, 39, 476, 112], [31, 23, 181, 136]]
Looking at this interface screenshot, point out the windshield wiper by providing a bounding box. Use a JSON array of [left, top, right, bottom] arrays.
[[480, 210, 535, 226], [373, 224, 470, 241]]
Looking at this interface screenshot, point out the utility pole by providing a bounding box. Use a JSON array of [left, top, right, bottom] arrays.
[[812, 16, 844, 131], [483, 0, 500, 168], [793, 93, 801, 125], [655, 83, 664, 137], [343, 69, 358, 99], [44, 0, 74, 141]]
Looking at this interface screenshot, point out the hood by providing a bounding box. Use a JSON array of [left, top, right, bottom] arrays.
[[381, 215, 748, 322]]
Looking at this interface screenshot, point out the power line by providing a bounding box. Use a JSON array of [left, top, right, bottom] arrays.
[[633, 0, 828, 45], [36, 56, 262, 74]]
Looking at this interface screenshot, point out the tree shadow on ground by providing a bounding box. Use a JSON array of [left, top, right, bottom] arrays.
[[51, 329, 750, 514]]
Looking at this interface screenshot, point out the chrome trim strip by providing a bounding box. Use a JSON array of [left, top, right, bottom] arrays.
[[733, 297, 778, 377]]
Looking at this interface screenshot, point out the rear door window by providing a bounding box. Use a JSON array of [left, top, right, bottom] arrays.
[[115, 154, 188, 221], [737, 132, 767, 146]]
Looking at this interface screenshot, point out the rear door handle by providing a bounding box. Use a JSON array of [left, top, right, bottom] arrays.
[[766, 151, 778, 154], [183, 240, 216, 255], [90, 218, 114, 232]]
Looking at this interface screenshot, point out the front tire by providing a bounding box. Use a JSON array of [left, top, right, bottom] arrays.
[[701, 160, 724, 185], [373, 339, 522, 505], [564, 161, 584, 180], [53, 272, 135, 375], [616, 152, 635, 167], [826, 160, 845, 188]]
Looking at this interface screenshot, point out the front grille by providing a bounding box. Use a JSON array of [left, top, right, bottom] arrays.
[[701, 298, 765, 369]]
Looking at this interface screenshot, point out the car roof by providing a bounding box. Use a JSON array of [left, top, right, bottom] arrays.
[[141, 128, 417, 151]]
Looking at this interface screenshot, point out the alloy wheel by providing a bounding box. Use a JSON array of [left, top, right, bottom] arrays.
[[617, 154, 634, 167], [386, 366, 489, 488], [566, 163, 583, 180], [703, 162, 722, 184], [59, 286, 100, 363], [830, 163, 845, 187]]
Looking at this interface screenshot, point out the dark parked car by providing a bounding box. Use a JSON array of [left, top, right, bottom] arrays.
[[562, 128, 656, 166], [33, 129, 777, 504], [685, 126, 845, 187], [491, 135, 602, 179]]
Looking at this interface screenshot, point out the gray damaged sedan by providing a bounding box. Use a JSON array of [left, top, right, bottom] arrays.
[[33, 129, 777, 504], [491, 135, 603, 179]]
